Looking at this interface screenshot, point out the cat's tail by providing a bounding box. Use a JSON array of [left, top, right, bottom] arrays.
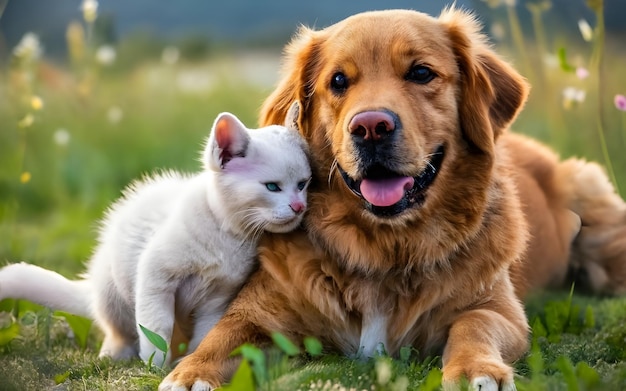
[[0, 262, 92, 318]]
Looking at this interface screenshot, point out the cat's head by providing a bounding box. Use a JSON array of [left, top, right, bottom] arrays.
[[204, 111, 312, 235]]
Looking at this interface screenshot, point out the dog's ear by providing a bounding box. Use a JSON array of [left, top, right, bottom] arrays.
[[259, 26, 322, 133], [440, 8, 529, 154]]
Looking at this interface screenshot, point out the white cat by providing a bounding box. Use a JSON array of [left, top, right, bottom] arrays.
[[0, 105, 311, 366]]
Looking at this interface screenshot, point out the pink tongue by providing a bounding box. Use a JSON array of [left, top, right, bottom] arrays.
[[360, 176, 415, 207]]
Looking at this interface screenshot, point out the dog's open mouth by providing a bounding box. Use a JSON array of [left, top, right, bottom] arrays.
[[338, 145, 445, 217]]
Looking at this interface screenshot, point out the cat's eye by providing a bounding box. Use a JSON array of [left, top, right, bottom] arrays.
[[297, 180, 308, 191], [265, 183, 281, 192]]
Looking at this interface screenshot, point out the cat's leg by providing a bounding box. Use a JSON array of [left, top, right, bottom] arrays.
[[89, 256, 139, 360], [93, 280, 139, 359], [135, 255, 178, 366], [187, 300, 227, 354], [99, 328, 138, 360]]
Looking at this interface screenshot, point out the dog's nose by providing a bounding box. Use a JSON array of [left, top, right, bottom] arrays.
[[349, 111, 395, 141]]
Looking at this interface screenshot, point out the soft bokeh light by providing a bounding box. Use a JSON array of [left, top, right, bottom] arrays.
[[96, 45, 116, 66], [53, 128, 71, 146], [576, 67, 590, 80], [162, 46, 180, 65], [81, 0, 98, 24], [107, 106, 123, 124], [20, 171, 31, 184], [615, 95, 626, 112], [30, 95, 44, 110]]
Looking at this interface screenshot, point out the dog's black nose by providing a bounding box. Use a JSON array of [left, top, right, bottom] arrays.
[[349, 111, 395, 141]]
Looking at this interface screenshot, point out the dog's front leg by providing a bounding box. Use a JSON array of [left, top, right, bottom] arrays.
[[441, 297, 528, 391], [158, 311, 265, 391]]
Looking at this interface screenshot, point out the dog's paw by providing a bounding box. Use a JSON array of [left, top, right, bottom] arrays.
[[158, 377, 214, 391], [158, 358, 222, 391], [471, 376, 516, 391], [442, 358, 515, 391], [443, 375, 516, 391]]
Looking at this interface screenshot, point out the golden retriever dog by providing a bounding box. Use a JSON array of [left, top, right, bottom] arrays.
[[160, 8, 626, 391]]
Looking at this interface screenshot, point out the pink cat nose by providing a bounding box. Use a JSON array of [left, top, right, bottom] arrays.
[[290, 202, 305, 214]]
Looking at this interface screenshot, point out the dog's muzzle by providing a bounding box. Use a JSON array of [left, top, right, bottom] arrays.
[[337, 144, 445, 217]]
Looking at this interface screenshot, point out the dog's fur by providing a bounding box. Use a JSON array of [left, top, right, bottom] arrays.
[[160, 8, 626, 391]]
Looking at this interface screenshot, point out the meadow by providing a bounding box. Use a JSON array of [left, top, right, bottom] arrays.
[[1, 1, 626, 390]]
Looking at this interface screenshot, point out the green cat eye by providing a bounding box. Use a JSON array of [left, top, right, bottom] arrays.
[[265, 183, 281, 192]]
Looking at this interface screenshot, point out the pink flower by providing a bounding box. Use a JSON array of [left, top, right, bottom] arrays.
[[615, 94, 626, 111], [576, 67, 589, 80]]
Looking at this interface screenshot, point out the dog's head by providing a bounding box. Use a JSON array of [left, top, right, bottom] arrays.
[[260, 8, 528, 236]]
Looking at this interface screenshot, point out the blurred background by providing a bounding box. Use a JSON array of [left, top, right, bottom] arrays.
[[0, 0, 625, 275]]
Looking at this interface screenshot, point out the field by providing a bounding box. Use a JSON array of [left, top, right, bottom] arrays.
[[2, 2, 626, 390]]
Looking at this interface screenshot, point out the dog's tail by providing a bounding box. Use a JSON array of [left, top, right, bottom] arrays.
[[556, 158, 626, 295], [0, 262, 92, 318], [557, 158, 626, 224]]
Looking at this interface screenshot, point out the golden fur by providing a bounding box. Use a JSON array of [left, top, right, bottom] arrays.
[[160, 8, 626, 390]]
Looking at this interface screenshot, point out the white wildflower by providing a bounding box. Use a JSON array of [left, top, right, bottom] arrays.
[[562, 87, 586, 109], [578, 19, 593, 42], [13, 32, 42, 61], [81, 0, 98, 23], [96, 45, 116, 65]]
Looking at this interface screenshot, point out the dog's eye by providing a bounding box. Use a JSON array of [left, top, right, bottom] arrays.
[[405, 65, 436, 84], [330, 72, 348, 93]]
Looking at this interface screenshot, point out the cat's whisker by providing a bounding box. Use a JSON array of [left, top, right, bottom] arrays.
[[238, 210, 267, 240]]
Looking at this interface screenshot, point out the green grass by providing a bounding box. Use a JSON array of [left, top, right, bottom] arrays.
[[2, 3, 626, 390], [2, 292, 626, 390]]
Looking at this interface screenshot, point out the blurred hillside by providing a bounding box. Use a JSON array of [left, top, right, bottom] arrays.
[[0, 0, 471, 62], [2, 0, 625, 65]]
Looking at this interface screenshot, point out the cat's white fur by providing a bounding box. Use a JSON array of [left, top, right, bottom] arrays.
[[0, 106, 311, 366]]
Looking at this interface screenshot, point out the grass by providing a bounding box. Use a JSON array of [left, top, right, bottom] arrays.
[[2, 292, 626, 390], [2, 2, 626, 390]]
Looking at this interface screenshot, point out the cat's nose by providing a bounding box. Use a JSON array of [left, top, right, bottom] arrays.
[[290, 202, 305, 214]]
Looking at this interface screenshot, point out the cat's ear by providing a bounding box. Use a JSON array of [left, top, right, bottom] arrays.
[[284, 100, 301, 132], [205, 112, 250, 170]]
